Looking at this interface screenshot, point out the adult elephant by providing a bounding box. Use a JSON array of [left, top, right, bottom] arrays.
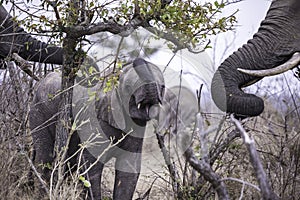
[[0, 5, 63, 65], [211, 0, 300, 117], [29, 58, 165, 199]]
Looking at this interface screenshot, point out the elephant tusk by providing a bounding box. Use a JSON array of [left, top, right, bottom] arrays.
[[237, 52, 300, 77], [145, 105, 150, 116], [137, 103, 141, 109]]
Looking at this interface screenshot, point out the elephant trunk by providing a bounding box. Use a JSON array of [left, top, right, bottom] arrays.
[[0, 6, 63, 64], [211, 0, 300, 117]]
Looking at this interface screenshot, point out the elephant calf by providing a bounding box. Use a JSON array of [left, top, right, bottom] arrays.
[[29, 58, 165, 199]]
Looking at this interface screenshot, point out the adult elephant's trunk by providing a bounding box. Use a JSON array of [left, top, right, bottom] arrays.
[[211, 0, 300, 117], [0, 6, 63, 64]]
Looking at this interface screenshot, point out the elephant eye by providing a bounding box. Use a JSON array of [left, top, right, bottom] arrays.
[[161, 85, 165, 96], [161, 84, 165, 91]]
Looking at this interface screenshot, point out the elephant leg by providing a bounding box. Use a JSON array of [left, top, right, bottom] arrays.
[[113, 152, 142, 200], [113, 170, 140, 200], [82, 150, 104, 200], [31, 127, 55, 191]]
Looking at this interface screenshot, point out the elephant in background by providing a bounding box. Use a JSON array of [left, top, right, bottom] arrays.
[[29, 58, 165, 199], [0, 5, 63, 65], [211, 0, 300, 117]]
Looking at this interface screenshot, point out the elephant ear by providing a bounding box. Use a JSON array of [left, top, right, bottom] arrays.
[[95, 88, 126, 130], [73, 81, 126, 136]]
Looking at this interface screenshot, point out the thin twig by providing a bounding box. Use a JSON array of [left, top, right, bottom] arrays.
[[221, 177, 261, 192], [209, 129, 240, 166], [283, 74, 300, 120]]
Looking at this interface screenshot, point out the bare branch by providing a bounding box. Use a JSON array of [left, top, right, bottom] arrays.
[[184, 147, 229, 200], [144, 27, 186, 52], [155, 131, 181, 198], [180, 84, 229, 199], [64, 14, 147, 38], [230, 114, 279, 200], [224, 0, 244, 6], [23, 150, 49, 193], [11, 53, 40, 81]]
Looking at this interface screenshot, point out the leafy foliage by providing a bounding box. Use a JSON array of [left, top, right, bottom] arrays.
[[14, 0, 237, 52]]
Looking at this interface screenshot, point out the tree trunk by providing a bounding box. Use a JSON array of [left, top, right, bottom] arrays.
[[55, 36, 78, 151]]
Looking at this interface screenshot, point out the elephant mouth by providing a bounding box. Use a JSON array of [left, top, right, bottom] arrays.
[[137, 102, 161, 119], [135, 101, 160, 120], [128, 83, 164, 122], [128, 95, 162, 122], [137, 103, 150, 115], [137, 103, 151, 120]]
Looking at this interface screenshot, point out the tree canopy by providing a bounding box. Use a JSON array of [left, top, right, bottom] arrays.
[[9, 0, 237, 53]]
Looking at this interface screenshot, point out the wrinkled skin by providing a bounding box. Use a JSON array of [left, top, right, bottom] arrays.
[[0, 5, 63, 65], [29, 58, 165, 199], [211, 0, 300, 117]]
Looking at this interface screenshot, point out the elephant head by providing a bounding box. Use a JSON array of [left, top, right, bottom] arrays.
[[211, 0, 300, 117], [30, 58, 165, 199], [0, 5, 63, 65], [94, 58, 165, 131]]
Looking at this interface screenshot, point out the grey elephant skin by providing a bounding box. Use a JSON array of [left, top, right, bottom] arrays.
[[29, 58, 165, 199], [0, 5, 63, 65], [211, 0, 300, 117]]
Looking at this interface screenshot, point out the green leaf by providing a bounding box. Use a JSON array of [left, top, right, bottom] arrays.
[[79, 176, 85, 181], [214, 1, 219, 8], [79, 176, 91, 188], [83, 180, 91, 188]]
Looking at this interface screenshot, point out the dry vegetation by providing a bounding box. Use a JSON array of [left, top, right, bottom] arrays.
[[0, 62, 299, 199]]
